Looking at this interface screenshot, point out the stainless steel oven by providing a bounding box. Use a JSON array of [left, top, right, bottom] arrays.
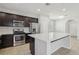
[[13, 34, 25, 46], [13, 28, 25, 46]]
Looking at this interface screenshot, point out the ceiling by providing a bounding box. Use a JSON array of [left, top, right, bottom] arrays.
[[0, 3, 79, 18]]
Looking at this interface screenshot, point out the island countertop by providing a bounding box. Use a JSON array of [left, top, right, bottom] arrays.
[[28, 32, 70, 42]]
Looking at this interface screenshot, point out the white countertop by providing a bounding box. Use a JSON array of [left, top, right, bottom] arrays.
[[29, 32, 70, 42]]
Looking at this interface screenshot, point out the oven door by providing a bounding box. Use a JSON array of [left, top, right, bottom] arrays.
[[13, 34, 25, 46]]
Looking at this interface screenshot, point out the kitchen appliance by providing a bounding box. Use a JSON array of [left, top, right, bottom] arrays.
[[13, 28, 25, 46], [13, 20, 24, 27], [30, 23, 40, 34]]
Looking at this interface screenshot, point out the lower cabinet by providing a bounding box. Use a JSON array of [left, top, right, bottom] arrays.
[[29, 37, 35, 55], [25, 36, 31, 43], [25, 34, 35, 55], [0, 39, 1, 49], [1, 34, 13, 48], [0, 34, 35, 55]]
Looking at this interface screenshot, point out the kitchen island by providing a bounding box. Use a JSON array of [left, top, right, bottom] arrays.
[[29, 32, 70, 55]]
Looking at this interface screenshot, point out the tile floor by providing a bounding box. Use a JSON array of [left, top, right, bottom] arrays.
[[53, 37, 79, 55], [0, 43, 31, 55], [0, 37, 79, 55]]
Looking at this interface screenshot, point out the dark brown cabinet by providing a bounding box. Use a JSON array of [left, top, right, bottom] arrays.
[[0, 12, 38, 27], [0, 13, 6, 26], [0, 13, 13, 26], [17, 16, 24, 21], [25, 34, 35, 55], [25, 35, 30, 43], [24, 18, 30, 27], [29, 37, 35, 55], [3, 14, 13, 26], [0, 38, 1, 49], [1, 34, 13, 48], [11, 14, 17, 20], [29, 18, 38, 23]]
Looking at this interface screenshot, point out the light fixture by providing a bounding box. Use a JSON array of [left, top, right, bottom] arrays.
[[62, 8, 66, 12], [58, 15, 65, 19], [37, 9, 40, 11], [45, 3, 51, 6]]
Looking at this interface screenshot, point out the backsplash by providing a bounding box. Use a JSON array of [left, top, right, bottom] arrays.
[[0, 27, 30, 34]]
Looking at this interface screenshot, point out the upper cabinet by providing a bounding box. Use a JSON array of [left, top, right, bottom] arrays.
[[4, 14, 13, 26], [0, 13, 13, 26], [24, 17, 38, 27], [17, 16, 25, 21], [0, 12, 38, 27], [24, 17, 30, 27], [11, 14, 17, 20], [29, 18, 38, 23], [0, 13, 5, 26]]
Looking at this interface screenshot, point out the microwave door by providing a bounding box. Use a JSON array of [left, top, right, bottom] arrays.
[[13, 20, 24, 27]]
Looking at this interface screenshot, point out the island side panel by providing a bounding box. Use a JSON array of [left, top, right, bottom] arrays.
[[47, 36, 70, 54], [50, 38, 64, 54], [62, 36, 71, 49], [35, 38, 47, 55]]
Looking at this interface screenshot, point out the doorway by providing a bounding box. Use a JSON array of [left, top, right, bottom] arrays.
[[66, 20, 77, 38]]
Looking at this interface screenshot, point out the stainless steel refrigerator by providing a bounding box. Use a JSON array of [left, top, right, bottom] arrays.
[[30, 23, 40, 34]]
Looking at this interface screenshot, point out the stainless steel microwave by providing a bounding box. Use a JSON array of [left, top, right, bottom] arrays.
[[13, 20, 24, 27]]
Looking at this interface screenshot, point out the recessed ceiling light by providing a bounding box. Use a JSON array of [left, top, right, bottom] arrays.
[[58, 15, 65, 19], [45, 3, 50, 6], [62, 8, 66, 12], [37, 9, 40, 11]]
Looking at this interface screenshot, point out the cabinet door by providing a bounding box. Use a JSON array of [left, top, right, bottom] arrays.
[[0, 39, 1, 48], [30, 37, 35, 55], [17, 16, 24, 21], [11, 14, 17, 20], [29, 18, 38, 23], [0, 13, 6, 26], [24, 17, 30, 27], [4, 14, 13, 26], [1, 34, 13, 48], [0, 13, 13, 26], [12, 15, 25, 21]]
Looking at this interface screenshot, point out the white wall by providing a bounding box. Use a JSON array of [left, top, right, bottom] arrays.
[[77, 21, 79, 39], [48, 20, 56, 32], [55, 19, 78, 37], [39, 15, 74, 34], [68, 20, 77, 36], [48, 20, 54, 32], [55, 20, 67, 33], [39, 15, 49, 33]]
